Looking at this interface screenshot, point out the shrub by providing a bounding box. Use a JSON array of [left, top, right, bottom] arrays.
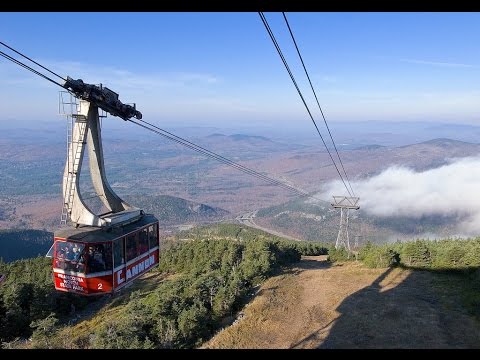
[[327, 246, 350, 262], [359, 245, 399, 268], [398, 240, 432, 267]]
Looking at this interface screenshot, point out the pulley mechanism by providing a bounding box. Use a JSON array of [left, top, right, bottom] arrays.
[[63, 76, 142, 121]]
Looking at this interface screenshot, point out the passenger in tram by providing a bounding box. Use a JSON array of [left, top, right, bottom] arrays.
[[65, 245, 75, 261], [139, 229, 149, 254], [126, 241, 136, 261], [94, 245, 106, 270], [103, 244, 113, 270], [72, 243, 81, 261], [76, 251, 86, 273], [87, 245, 106, 272], [55, 247, 67, 269], [63, 244, 78, 270], [87, 246, 99, 272], [113, 240, 125, 267]]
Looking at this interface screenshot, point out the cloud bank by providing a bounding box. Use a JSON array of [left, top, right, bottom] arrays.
[[318, 156, 480, 236]]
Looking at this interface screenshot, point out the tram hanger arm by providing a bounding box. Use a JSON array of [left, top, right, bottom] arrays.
[[62, 76, 142, 121]]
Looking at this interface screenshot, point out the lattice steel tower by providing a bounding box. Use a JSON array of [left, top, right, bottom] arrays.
[[331, 196, 360, 252]]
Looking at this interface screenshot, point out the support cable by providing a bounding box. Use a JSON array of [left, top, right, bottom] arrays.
[[258, 12, 352, 197], [282, 12, 355, 196]]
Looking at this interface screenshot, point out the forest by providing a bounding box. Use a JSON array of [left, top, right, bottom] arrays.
[[0, 229, 52, 263]]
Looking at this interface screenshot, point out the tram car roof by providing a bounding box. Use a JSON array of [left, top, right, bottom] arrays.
[[54, 213, 158, 243]]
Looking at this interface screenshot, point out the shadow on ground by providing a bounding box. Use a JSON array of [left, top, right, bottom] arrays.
[[282, 256, 332, 278], [292, 265, 480, 349]]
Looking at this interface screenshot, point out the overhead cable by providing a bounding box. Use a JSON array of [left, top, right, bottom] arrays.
[[0, 41, 66, 81], [258, 12, 353, 197], [282, 12, 355, 196]]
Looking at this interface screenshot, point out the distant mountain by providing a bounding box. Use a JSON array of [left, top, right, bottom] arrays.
[[198, 133, 306, 160], [390, 138, 480, 171], [324, 121, 480, 147], [255, 198, 340, 242], [336, 137, 480, 178], [207, 133, 272, 142], [400, 138, 475, 149], [353, 144, 386, 151], [229, 134, 272, 142], [123, 194, 230, 226]]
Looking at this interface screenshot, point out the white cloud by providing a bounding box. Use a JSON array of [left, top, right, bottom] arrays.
[[44, 60, 220, 91], [0, 59, 231, 120], [317, 74, 338, 84], [0, 58, 219, 89], [400, 58, 476, 68], [317, 156, 480, 236]]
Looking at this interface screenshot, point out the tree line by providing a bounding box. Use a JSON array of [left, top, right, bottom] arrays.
[[6, 223, 478, 349]]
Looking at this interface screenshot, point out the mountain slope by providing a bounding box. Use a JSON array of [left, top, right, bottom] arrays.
[[255, 196, 461, 243], [123, 194, 230, 225]]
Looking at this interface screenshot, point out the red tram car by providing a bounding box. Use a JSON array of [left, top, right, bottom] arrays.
[[52, 214, 159, 295]]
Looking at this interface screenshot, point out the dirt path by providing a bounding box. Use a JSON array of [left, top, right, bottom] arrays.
[[203, 256, 480, 349]]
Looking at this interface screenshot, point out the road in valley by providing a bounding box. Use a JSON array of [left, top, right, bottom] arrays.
[[236, 211, 303, 242]]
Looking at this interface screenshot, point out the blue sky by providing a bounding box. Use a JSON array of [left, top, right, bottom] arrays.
[[1, 12, 480, 129]]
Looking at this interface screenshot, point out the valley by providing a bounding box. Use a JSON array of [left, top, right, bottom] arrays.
[[2, 122, 480, 247]]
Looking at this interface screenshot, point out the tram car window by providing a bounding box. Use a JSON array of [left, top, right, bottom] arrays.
[[126, 233, 138, 262], [113, 238, 125, 268], [148, 225, 158, 250], [139, 228, 149, 254]]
